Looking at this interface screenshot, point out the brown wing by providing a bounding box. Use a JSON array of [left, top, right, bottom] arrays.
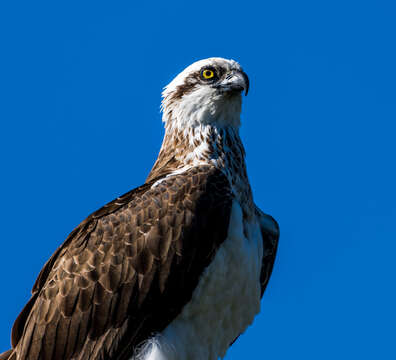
[[255, 207, 279, 297], [8, 165, 232, 360]]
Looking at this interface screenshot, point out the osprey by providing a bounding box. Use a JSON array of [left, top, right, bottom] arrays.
[[0, 58, 279, 360]]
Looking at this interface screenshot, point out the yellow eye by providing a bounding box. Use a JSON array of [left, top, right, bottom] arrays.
[[202, 69, 215, 79]]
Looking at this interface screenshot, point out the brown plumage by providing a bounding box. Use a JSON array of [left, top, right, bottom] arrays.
[[3, 166, 233, 360]]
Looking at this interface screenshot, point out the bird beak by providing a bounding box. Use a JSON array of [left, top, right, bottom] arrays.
[[214, 70, 250, 96]]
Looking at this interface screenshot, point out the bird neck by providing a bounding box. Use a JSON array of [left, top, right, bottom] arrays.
[[146, 123, 254, 207]]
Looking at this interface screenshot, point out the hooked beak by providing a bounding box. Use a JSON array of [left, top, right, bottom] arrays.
[[214, 70, 250, 96]]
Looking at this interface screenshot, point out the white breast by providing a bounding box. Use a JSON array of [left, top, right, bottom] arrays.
[[133, 200, 263, 360]]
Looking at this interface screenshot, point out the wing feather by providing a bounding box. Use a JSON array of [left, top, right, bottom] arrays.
[[7, 165, 232, 360], [255, 206, 280, 296]]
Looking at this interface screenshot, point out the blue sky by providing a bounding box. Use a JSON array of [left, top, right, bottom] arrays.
[[0, 1, 395, 359]]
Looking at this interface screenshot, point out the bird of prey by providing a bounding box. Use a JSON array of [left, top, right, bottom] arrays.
[[0, 57, 279, 360]]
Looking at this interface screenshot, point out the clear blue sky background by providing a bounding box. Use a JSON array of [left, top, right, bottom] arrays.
[[0, 1, 395, 359]]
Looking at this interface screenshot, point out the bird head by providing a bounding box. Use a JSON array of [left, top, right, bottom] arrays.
[[162, 58, 249, 131]]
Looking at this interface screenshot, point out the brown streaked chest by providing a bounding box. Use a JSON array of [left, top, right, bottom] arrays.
[[147, 124, 254, 216]]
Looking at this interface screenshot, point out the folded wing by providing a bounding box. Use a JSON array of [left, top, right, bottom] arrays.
[[9, 165, 233, 360]]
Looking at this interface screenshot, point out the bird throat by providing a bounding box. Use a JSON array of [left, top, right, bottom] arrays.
[[146, 123, 254, 209]]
